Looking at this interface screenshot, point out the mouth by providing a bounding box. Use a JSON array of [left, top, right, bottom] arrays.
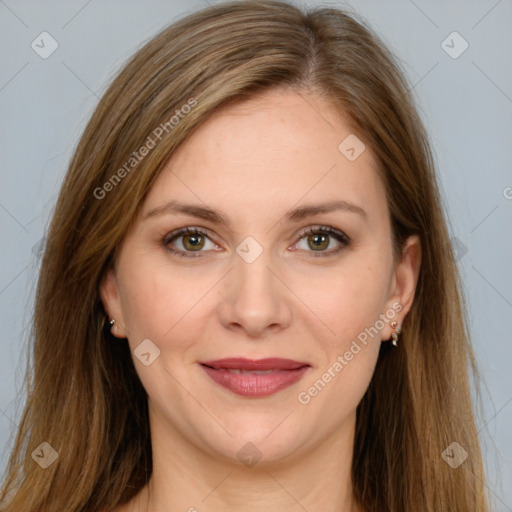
[[199, 358, 311, 397]]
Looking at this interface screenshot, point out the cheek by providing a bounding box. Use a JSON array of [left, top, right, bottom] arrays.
[[291, 253, 389, 409], [117, 254, 211, 345], [297, 276, 385, 428], [296, 255, 392, 346]]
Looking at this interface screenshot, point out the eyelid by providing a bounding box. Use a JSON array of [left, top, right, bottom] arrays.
[[295, 225, 350, 244], [163, 226, 216, 246]]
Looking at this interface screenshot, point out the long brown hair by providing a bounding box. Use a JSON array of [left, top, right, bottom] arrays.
[[0, 1, 489, 511]]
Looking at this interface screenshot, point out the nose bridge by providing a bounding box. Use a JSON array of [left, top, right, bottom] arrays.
[[217, 238, 292, 336], [234, 242, 279, 308], [233, 234, 275, 292]]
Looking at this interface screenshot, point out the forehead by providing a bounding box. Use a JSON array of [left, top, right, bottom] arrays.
[[143, 89, 387, 224]]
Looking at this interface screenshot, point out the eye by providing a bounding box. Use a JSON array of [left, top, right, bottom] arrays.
[[292, 226, 350, 257], [163, 227, 219, 257], [163, 225, 350, 259]]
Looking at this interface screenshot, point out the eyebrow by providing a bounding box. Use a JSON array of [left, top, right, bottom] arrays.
[[143, 199, 367, 226]]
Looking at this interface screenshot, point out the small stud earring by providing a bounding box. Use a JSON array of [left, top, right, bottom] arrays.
[[390, 321, 402, 347]]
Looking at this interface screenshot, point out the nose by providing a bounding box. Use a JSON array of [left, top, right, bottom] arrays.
[[216, 248, 293, 338]]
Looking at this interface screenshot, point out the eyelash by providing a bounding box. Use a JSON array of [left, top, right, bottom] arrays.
[[163, 226, 350, 259]]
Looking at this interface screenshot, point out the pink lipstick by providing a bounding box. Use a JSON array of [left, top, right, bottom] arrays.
[[199, 357, 310, 397]]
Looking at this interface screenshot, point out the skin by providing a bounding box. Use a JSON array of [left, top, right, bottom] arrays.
[[102, 88, 421, 512]]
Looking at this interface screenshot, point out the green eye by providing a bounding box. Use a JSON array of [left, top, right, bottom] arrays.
[[181, 233, 205, 251], [164, 225, 350, 258], [295, 226, 350, 256], [164, 228, 216, 257], [306, 232, 330, 251]]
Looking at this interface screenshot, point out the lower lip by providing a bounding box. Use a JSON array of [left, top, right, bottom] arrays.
[[200, 365, 310, 397]]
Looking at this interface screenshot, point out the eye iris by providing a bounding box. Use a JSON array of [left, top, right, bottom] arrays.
[[308, 233, 329, 251], [183, 233, 204, 251]]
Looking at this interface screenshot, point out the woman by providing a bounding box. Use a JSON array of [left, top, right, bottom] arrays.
[[0, 1, 489, 511]]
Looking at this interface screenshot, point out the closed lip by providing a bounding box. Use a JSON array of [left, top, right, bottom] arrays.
[[199, 357, 310, 371]]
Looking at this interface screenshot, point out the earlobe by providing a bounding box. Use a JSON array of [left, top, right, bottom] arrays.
[[99, 268, 127, 338]]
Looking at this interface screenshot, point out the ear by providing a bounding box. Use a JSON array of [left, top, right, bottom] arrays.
[[382, 234, 421, 340], [100, 267, 128, 338]]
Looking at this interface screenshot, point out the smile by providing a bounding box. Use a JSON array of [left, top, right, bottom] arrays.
[[199, 357, 311, 397]]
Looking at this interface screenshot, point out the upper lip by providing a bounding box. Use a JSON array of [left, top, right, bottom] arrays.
[[200, 358, 310, 371]]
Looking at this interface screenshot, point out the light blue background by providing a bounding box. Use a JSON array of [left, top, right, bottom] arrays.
[[1, 0, 511, 509]]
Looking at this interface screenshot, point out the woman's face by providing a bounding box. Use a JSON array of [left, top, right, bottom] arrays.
[[101, 89, 420, 466]]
